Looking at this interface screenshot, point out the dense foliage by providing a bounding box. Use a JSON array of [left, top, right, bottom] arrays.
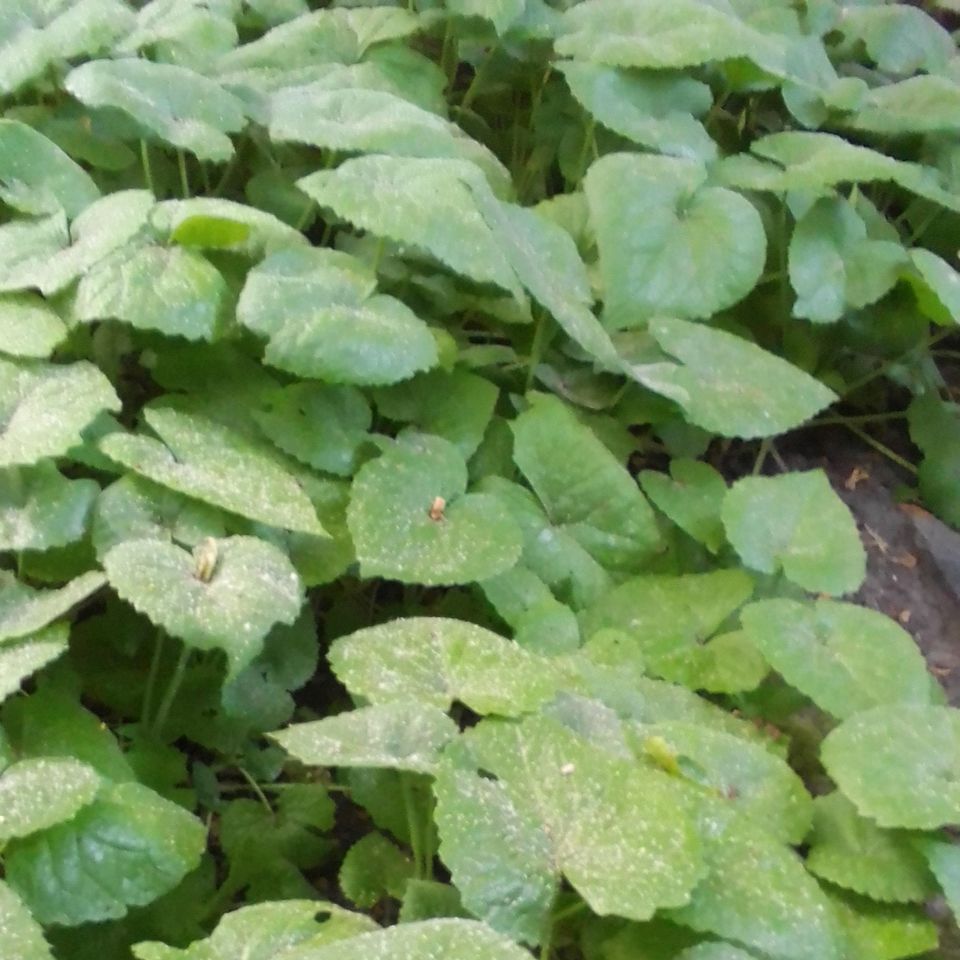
[[1, 0, 960, 957]]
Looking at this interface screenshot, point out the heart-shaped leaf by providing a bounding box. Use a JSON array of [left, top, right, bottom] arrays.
[[0, 571, 105, 643], [347, 434, 521, 585], [104, 535, 304, 676], [585, 153, 765, 326], [722, 471, 865, 594], [640, 459, 726, 553], [0, 359, 120, 467], [99, 407, 326, 535]]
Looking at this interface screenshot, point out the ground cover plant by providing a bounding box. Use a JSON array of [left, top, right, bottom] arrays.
[[2, 0, 960, 957]]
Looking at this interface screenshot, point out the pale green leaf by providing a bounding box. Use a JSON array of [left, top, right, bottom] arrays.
[[238, 247, 438, 386], [0, 626, 68, 703], [151, 197, 307, 258], [273, 702, 458, 775], [65, 59, 246, 162], [0, 359, 120, 467], [668, 805, 842, 960], [640, 459, 726, 553], [826, 888, 939, 960], [278, 918, 537, 960], [133, 900, 376, 960], [850, 76, 960, 136], [559, 63, 715, 162], [631, 721, 811, 844], [0, 879, 54, 960], [841, 5, 954, 74], [585, 154, 765, 326], [0, 757, 101, 842], [511, 394, 662, 571], [253, 383, 372, 476], [789, 197, 906, 323], [374, 370, 496, 460], [75, 244, 227, 342], [5, 781, 205, 926], [908, 249, 960, 325], [0, 571, 105, 643], [0, 295, 67, 359], [347, 434, 521, 586], [0, 215, 68, 292], [437, 715, 703, 940], [447, 0, 524, 34], [722, 472, 865, 594], [0, 463, 98, 552], [654, 629, 768, 695], [581, 570, 753, 684], [328, 617, 561, 716], [297, 157, 519, 295], [919, 838, 960, 924], [740, 599, 931, 719], [104, 535, 303, 676], [821, 705, 960, 830], [556, 0, 783, 72], [0, 119, 99, 218], [99, 407, 327, 535], [340, 832, 414, 908], [806, 793, 934, 903]]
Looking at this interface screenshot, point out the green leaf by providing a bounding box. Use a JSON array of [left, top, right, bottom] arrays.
[[806, 793, 934, 903], [5, 781, 205, 926], [0, 757, 101, 842], [0, 879, 54, 959], [399, 880, 468, 923], [278, 918, 538, 960], [436, 715, 703, 941], [298, 157, 519, 295], [0, 571, 105, 643], [585, 154, 766, 326], [556, 0, 783, 72], [75, 244, 227, 341], [667, 805, 842, 960], [0, 463, 98, 552], [511, 394, 662, 571], [581, 570, 753, 684], [821, 705, 960, 830], [133, 900, 376, 960], [789, 197, 906, 323], [340, 832, 414, 908], [722, 472, 865, 594], [104, 535, 303, 676], [273, 702, 459, 775], [447, 0, 524, 34], [840, 5, 954, 74], [676, 947, 760, 960], [826, 888, 939, 960], [328, 617, 561, 716], [347, 434, 521, 586], [0, 359, 120, 467], [740, 599, 932, 719], [908, 249, 960, 326], [99, 407, 327, 535], [908, 394, 960, 526], [850, 76, 960, 136], [0, 295, 67, 359], [238, 247, 438, 386], [919, 838, 960, 924], [65, 60, 246, 162], [631, 722, 811, 844], [640, 459, 726, 553], [637, 317, 836, 439], [0, 120, 100, 218], [559, 63, 715, 162], [0, 626, 69, 704], [374, 370, 497, 460], [0, 215, 68, 292]]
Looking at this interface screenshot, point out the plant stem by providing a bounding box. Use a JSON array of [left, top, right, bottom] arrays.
[[808, 410, 908, 427], [526, 309, 549, 392], [401, 774, 426, 879], [238, 767, 273, 814], [845, 424, 918, 475], [752, 438, 771, 475], [151, 645, 190, 738], [140, 140, 155, 194], [841, 328, 953, 398], [177, 149, 190, 199], [460, 44, 498, 111], [142, 628, 165, 728], [575, 117, 596, 184]]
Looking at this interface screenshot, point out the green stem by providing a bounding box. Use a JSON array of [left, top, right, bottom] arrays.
[[845, 424, 918, 475], [212, 152, 238, 197], [140, 140, 155, 195], [238, 767, 273, 814], [841, 328, 953, 398], [142, 628, 165, 728], [575, 117, 597, 184], [440, 17, 457, 89], [294, 199, 315, 233], [752, 438, 771, 475], [525, 309, 550, 392], [151, 645, 190, 738], [177, 150, 190, 199], [460, 44, 498, 111], [401, 774, 425, 880], [539, 902, 557, 960], [808, 411, 908, 427]]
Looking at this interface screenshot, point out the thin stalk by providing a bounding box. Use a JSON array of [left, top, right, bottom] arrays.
[[752, 438, 771, 475], [141, 628, 165, 728], [238, 767, 273, 814], [294, 199, 316, 233], [539, 896, 559, 960], [841, 328, 953, 398], [808, 411, 908, 428], [846, 424, 918, 475], [525, 309, 550, 392], [212, 152, 238, 197], [575, 117, 597, 184], [177, 150, 190, 199], [401, 774, 426, 879], [151, 645, 190, 738], [140, 140, 155, 194]]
